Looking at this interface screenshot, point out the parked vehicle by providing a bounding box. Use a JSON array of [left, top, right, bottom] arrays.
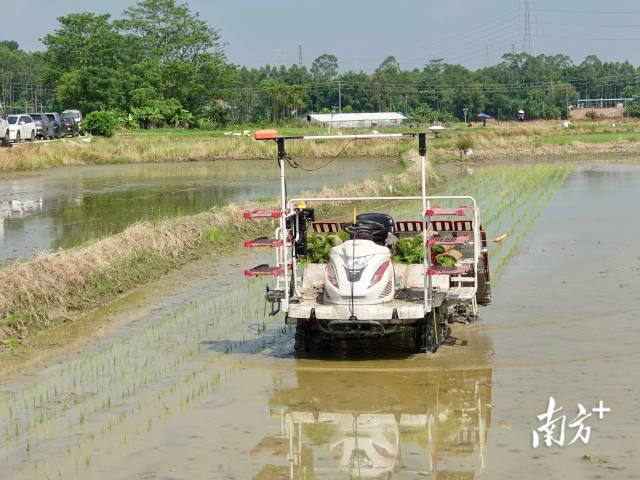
[[0, 103, 9, 146], [28, 113, 55, 140], [7, 115, 36, 142], [61, 109, 83, 132], [45, 112, 64, 139], [61, 113, 80, 137]]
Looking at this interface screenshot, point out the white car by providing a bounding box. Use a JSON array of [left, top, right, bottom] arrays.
[[7, 115, 36, 143]]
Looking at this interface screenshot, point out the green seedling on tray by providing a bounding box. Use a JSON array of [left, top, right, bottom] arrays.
[[300, 233, 335, 264], [393, 236, 424, 264], [436, 254, 457, 267]]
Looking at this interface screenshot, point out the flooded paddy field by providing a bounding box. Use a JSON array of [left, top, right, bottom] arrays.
[[0, 157, 394, 266], [1, 162, 639, 479]]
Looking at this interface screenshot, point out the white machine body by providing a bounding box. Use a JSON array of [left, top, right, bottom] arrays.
[[323, 240, 394, 305]]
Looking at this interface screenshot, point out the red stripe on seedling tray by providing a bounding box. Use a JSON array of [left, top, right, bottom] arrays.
[[425, 206, 469, 216], [243, 210, 282, 219]]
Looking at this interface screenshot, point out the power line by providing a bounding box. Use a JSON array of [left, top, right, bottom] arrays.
[[536, 8, 640, 15], [537, 21, 640, 28], [363, 10, 521, 66], [431, 28, 521, 63], [230, 70, 640, 91], [539, 33, 640, 42]]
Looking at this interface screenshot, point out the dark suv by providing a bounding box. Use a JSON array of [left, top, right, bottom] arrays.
[[61, 113, 80, 137], [28, 113, 55, 140], [45, 113, 64, 139]]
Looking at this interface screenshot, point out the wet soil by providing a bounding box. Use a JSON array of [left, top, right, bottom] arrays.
[[1, 163, 639, 479]]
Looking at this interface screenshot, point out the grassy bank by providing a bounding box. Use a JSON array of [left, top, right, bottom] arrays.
[[0, 134, 410, 172], [426, 119, 640, 162], [0, 152, 421, 345], [1, 118, 640, 173]]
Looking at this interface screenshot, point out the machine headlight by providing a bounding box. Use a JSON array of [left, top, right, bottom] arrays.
[[349, 255, 374, 270]]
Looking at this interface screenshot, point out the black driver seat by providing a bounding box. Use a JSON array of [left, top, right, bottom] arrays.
[[356, 213, 395, 246]]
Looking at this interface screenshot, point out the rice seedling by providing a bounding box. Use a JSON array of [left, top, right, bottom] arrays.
[[440, 163, 571, 281], [0, 272, 289, 478]]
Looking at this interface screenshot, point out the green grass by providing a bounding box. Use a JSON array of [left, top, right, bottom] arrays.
[[544, 132, 640, 145], [3, 119, 640, 174], [124, 124, 423, 138]]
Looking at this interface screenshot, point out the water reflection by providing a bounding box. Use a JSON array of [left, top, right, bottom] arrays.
[[0, 197, 45, 238], [0, 198, 45, 221], [0, 158, 394, 265], [259, 368, 492, 479]]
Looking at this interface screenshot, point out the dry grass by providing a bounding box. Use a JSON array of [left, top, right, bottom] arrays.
[[0, 135, 408, 172], [2, 119, 640, 173], [0, 204, 266, 341], [425, 118, 640, 162]]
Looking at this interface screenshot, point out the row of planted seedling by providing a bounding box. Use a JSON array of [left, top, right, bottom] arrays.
[[441, 164, 571, 280], [1, 274, 291, 479], [389, 163, 571, 281]]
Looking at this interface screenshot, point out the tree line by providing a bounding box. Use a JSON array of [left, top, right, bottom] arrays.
[[2, 0, 640, 128]]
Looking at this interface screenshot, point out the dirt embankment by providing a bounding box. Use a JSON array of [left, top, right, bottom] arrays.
[[3, 119, 640, 173], [469, 140, 640, 162], [0, 152, 423, 345]]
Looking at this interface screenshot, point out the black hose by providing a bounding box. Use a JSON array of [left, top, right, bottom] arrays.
[[284, 138, 356, 172]]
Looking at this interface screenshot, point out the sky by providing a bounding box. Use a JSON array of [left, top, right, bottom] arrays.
[[4, 0, 640, 71]]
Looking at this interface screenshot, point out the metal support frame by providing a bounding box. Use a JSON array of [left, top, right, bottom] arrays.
[[277, 138, 290, 311], [284, 195, 481, 316], [259, 132, 481, 321], [419, 133, 431, 313]]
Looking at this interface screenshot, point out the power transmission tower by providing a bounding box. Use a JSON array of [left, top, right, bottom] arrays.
[[523, 1, 534, 55], [298, 45, 303, 66]]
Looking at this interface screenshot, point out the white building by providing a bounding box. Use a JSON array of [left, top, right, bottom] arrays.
[[307, 112, 407, 129]]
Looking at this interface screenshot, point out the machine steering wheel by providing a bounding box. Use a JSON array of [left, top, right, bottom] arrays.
[[344, 220, 386, 238]]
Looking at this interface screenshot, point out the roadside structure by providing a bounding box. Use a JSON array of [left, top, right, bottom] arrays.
[[571, 97, 633, 119], [306, 112, 407, 129]]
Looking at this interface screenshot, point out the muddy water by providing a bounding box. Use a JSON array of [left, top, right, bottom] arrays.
[[0, 158, 394, 266], [1, 164, 639, 479]]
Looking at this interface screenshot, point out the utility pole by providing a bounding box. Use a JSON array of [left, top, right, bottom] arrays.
[[338, 81, 342, 113], [523, 1, 534, 55], [298, 45, 303, 66], [484, 45, 489, 68]]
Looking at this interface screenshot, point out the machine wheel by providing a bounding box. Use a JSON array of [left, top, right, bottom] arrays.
[[29, 130, 35, 142], [15, 131, 21, 143], [1, 131, 9, 147], [416, 309, 442, 353], [294, 320, 311, 353]]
